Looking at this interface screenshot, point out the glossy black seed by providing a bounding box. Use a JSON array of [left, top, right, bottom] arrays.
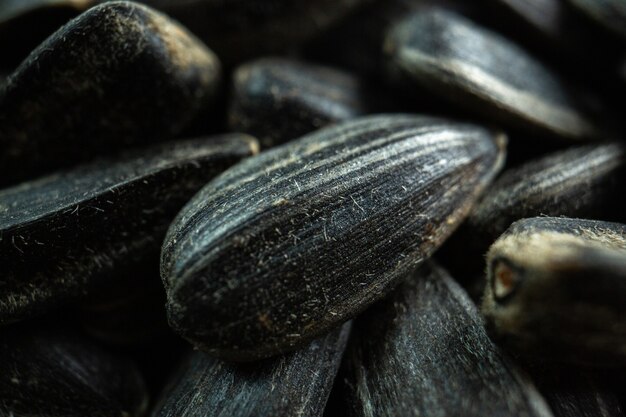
[[0, 324, 148, 417], [482, 217, 626, 366], [0, 135, 258, 326], [0, 1, 222, 186], [228, 57, 396, 148], [384, 7, 606, 141], [162, 114, 505, 361], [567, 0, 626, 42], [339, 262, 553, 417], [152, 323, 350, 417]]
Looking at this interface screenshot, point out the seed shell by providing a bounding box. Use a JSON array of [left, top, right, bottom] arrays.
[[228, 57, 394, 148], [339, 262, 553, 417], [0, 1, 221, 186], [162, 114, 506, 361], [384, 7, 605, 141], [0, 324, 148, 417], [469, 142, 626, 247], [0, 134, 258, 326], [482, 216, 626, 366], [151, 323, 350, 417]]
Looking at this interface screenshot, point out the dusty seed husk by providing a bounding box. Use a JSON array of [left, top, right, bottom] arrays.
[[339, 262, 553, 417], [162, 114, 506, 361], [482, 216, 626, 366], [0, 1, 222, 186], [152, 323, 350, 417], [0, 135, 258, 326]]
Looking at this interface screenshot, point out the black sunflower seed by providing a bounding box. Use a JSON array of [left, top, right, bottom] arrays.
[[470, 141, 626, 251], [338, 262, 553, 417], [384, 7, 607, 141], [228, 57, 396, 148], [482, 216, 626, 366], [0, 1, 222, 186], [0, 134, 258, 326], [162, 114, 505, 361], [151, 323, 350, 417], [0, 324, 148, 417]]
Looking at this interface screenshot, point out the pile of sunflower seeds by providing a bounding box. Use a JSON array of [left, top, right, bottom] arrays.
[[1, 0, 625, 416]]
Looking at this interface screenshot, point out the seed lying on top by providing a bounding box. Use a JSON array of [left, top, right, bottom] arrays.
[[152, 323, 350, 417], [384, 7, 606, 141], [482, 217, 626, 366], [0, 135, 258, 326], [162, 114, 506, 361], [0, 1, 222, 186], [338, 262, 553, 417], [229, 57, 395, 148]]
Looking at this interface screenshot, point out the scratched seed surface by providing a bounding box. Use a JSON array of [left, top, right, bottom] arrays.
[[152, 323, 350, 417], [339, 262, 553, 417], [0, 135, 257, 326], [0, 1, 221, 186], [162, 114, 505, 361]]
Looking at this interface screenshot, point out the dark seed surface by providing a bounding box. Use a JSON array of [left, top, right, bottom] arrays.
[[567, 0, 626, 41], [152, 323, 350, 417], [482, 217, 626, 366], [228, 57, 394, 148], [384, 7, 605, 141], [162, 114, 505, 361], [0, 324, 148, 417], [0, 1, 221, 186], [524, 363, 626, 417], [340, 262, 553, 417], [0, 135, 258, 326], [469, 142, 626, 246]]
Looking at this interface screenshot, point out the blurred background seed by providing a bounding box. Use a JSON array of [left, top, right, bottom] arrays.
[[0, 323, 148, 417], [482, 217, 626, 366]]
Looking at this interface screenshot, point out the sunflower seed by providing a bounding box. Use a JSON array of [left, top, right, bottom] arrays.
[[384, 7, 606, 141], [0, 135, 258, 326], [152, 323, 350, 417], [0, 1, 222, 186], [0, 324, 148, 417], [338, 262, 553, 417], [162, 114, 505, 361], [228, 57, 395, 148], [469, 142, 626, 249], [482, 216, 626, 366]]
